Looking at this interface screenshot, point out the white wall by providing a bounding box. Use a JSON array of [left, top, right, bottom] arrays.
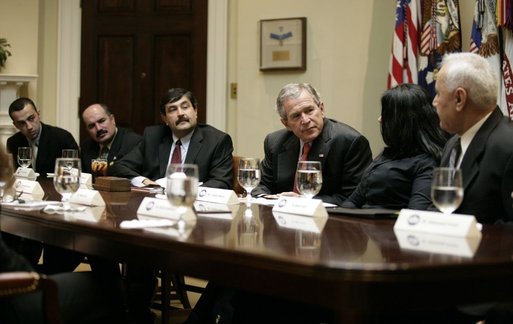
[[0, 0, 478, 158]]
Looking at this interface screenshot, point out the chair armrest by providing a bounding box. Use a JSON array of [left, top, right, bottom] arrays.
[[0, 271, 41, 297], [0, 271, 60, 324]]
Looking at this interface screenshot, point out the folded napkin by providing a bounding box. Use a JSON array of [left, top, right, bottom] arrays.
[[120, 219, 174, 229], [43, 204, 87, 214]]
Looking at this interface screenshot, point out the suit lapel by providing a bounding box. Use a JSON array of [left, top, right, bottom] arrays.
[[159, 133, 173, 176], [185, 128, 203, 163], [310, 118, 331, 165], [277, 135, 300, 185], [460, 108, 502, 190], [109, 128, 124, 161]]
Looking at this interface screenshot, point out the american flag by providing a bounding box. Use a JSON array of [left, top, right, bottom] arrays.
[[387, 0, 420, 88]]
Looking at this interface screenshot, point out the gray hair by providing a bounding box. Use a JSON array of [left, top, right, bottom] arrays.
[[275, 83, 321, 119], [440, 53, 498, 109]]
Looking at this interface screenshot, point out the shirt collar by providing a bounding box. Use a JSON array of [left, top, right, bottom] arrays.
[[460, 111, 493, 158]]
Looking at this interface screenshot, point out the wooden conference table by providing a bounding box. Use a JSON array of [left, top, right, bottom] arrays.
[[2, 178, 513, 323]]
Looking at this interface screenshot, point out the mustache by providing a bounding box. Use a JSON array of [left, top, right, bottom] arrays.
[[176, 117, 189, 125], [96, 129, 108, 138]]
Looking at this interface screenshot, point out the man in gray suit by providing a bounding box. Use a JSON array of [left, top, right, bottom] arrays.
[[109, 87, 234, 189], [252, 83, 372, 206], [434, 52, 513, 225]]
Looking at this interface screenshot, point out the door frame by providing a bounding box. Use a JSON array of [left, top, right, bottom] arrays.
[[56, 0, 228, 142]]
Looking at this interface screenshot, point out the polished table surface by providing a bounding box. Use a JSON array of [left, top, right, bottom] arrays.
[[2, 178, 513, 322]]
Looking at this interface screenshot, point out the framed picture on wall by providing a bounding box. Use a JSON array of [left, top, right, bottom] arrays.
[[260, 17, 306, 71]]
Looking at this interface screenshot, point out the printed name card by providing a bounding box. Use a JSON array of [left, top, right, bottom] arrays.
[[393, 230, 482, 258], [272, 196, 328, 218], [394, 209, 482, 238], [80, 173, 93, 189], [273, 211, 328, 233], [136, 197, 196, 221], [14, 179, 44, 200], [196, 187, 239, 205], [14, 167, 38, 181], [69, 188, 105, 206]]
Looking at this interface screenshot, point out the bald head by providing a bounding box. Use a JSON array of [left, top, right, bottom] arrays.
[[82, 103, 117, 144]]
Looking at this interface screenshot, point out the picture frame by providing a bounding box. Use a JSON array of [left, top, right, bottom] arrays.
[[260, 17, 306, 71]]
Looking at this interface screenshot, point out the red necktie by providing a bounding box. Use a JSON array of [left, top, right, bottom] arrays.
[[294, 143, 311, 193], [171, 140, 182, 164]]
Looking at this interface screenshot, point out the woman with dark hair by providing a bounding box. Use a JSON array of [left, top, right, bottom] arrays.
[[342, 83, 447, 210]]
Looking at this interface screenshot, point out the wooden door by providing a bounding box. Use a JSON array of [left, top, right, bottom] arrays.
[[79, 0, 207, 140]]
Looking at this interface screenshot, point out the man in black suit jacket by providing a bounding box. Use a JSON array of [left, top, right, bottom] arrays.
[[7, 97, 78, 177], [108, 88, 233, 323], [80, 103, 142, 173], [434, 53, 513, 225], [430, 53, 513, 322], [4, 97, 79, 268], [109, 88, 233, 189], [252, 83, 372, 206]]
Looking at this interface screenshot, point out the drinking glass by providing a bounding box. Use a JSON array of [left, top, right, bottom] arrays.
[[296, 161, 322, 199], [62, 149, 79, 158], [53, 158, 81, 210], [62, 149, 79, 171], [237, 157, 261, 204], [166, 163, 199, 233], [17, 147, 32, 169], [431, 167, 464, 214]]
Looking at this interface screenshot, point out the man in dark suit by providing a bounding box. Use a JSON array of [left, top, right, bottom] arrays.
[[429, 53, 513, 323], [7, 97, 78, 177], [80, 103, 142, 173], [4, 97, 79, 269], [434, 52, 513, 225], [109, 87, 234, 189], [252, 83, 373, 206], [108, 88, 233, 323]]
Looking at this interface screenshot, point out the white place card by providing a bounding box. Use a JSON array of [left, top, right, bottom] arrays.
[[14, 179, 44, 200], [194, 201, 238, 220], [271, 196, 328, 218], [196, 187, 239, 205], [136, 197, 196, 221], [14, 167, 38, 181], [273, 211, 328, 233], [80, 173, 93, 189], [394, 230, 482, 258], [394, 209, 482, 238], [69, 188, 105, 206]]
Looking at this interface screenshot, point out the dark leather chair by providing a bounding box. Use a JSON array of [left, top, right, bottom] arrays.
[[0, 271, 60, 324]]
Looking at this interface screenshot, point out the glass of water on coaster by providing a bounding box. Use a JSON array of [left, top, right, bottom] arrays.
[[166, 163, 199, 233], [237, 157, 261, 205], [296, 161, 322, 199], [431, 167, 464, 215]]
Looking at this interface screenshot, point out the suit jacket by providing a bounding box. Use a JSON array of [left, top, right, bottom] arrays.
[[109, 124, 234, 189], [440, 107, 513, 224], [80, 127, 142, 173], [252, 118, 373, 205], [342, 150, 438, 210], [6, 123, 79, 177]]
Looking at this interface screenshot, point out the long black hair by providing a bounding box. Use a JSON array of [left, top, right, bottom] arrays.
[[380, 83, 446, 160]]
